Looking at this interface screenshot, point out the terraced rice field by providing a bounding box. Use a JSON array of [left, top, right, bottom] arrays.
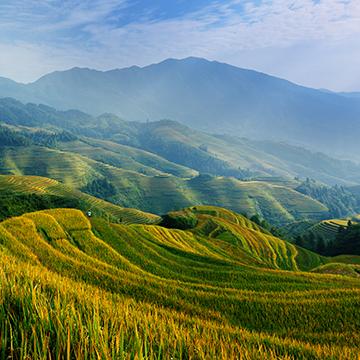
[[309, 217, 360, 242], [0, 175, 160, 225], [0, 146, 99, 187], [58, 138, 197, 178], [1, 206, 359, 359], [0, 146, 330, 225], [187, 178, 329, 225]]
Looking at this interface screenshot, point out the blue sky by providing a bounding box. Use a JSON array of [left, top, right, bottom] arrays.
[[0, 0, 359, 91]]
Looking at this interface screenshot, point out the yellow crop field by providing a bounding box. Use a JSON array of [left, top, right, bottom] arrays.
[[0, 206, 359, 359]]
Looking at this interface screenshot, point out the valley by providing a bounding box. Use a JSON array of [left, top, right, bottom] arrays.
[[2, 97, 360, 227]]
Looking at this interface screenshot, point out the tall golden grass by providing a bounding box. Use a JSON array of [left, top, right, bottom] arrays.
[[1, 207, 359, 359]]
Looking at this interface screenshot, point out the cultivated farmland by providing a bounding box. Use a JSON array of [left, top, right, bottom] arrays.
[[1, 206, 359, 359]]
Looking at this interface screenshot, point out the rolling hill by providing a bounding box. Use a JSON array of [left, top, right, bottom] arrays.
[[308, 219, 353, 243], [0, 147, 329, 225], [1, 57, 360, 157], [7, 98, 360, 228], [0, 175, 160, 225], [285, 214, 360, 257], [129, 119, 360, 186], [0, 109, 334, 225], [1, 206, 359, 358], [291, 213, 360, 244], [2, 97, 360, 186]]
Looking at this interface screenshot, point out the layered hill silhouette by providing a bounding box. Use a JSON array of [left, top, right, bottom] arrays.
[[1, 57, 360, 157], [0, 92, 359, 358], [1, 205, 360, 358], [7, 97, 360, 224], [2, 97, 360, 186]]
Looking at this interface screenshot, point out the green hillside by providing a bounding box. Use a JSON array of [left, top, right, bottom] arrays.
[[283, 214, 360, 257], [295, 179, 359, 218], [312, 263, 360, 278], [0, 175, 160, 224], [1, 206, 359, 359], [134, 120, 360, 186], [0, 125, 196, 178], [308, 219, 350, 243], [186, 177, 328, 225], [2, 97, 360, 186], [0, 139, 330, 224], [57, 137, 197, 178], [3, 100, 358, 228]]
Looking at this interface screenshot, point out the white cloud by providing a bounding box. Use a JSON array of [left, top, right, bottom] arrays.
[[0, 0, 127, 33]]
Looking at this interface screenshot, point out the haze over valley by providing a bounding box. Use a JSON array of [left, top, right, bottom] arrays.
[[2, 57, 360, 159]]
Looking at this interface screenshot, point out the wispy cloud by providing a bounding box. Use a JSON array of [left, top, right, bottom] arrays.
[[0, 0, 359, 90], [0, 0, 127, 34]]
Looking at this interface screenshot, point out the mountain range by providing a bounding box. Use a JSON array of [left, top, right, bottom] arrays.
[[1, 57, 360, 158]]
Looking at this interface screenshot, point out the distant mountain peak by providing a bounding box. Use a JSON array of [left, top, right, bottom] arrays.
[[0, 58, 360, 159]]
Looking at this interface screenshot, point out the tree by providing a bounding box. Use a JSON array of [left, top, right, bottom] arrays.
[[333, 224, 360, 255], [250, 214, 261, 226], [338, 226, 346, 235], [306, 232, 316, 251], [294, 235, 304, 247], [316, 235, 326, 255]]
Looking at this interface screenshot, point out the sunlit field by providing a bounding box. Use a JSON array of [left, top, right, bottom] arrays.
[[1, 207, 359, 359]]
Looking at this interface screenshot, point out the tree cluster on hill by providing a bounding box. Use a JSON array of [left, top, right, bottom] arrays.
[[296, 178, 358, 218], [293, 219, 360, 256], [0, 124, 76, 148], [81, 178, 117, 199], [246, 214, 286, 239], [28, 130, 76, 147], [329, 222, 360, 256], [0, 126, 30, 146], [160, 211, 198, 230], [139, 135, 252, 179], [0, 193, 81, 221], [294, 231, 328, 255]]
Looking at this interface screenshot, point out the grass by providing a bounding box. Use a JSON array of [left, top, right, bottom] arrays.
[[1, 206, 360, 359]]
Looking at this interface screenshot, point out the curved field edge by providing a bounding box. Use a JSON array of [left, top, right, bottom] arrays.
[[0, 207, 359, 359], [0, 175, 161, 225], [0, 145, 330, 225]]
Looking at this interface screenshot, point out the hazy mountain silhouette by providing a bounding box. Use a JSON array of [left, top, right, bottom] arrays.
[[1, 57, 360, 157]]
